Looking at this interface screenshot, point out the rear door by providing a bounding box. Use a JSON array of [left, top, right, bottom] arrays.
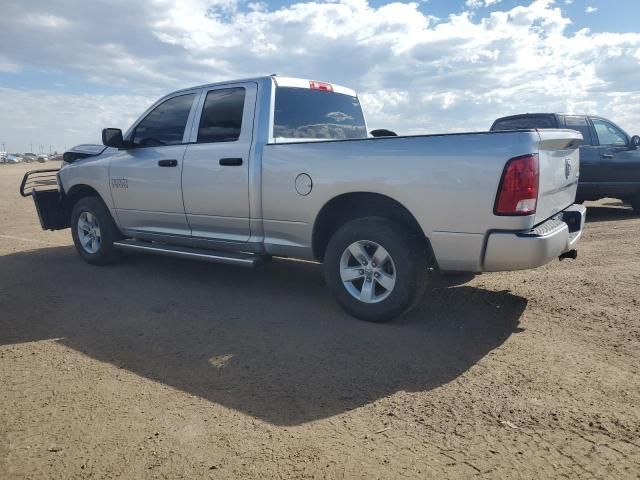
[[109, 92, 200, 236], [181, 83, 257, 241]]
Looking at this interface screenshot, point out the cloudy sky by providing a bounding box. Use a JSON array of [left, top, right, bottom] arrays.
[[1, 0, 639, 153]]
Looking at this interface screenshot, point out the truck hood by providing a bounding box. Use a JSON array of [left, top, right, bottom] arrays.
[[62, 144, 107, 163]]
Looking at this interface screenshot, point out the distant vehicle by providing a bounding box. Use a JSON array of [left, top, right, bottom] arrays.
[[22, 153, 38, 163], [5, 154, 21, 164], [21, 76, 585, 322], [491, 113, 640, 214]]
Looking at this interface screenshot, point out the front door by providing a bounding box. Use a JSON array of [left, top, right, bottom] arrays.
[[109, 92, 199, 236], [591, 117, 640, 198], [182, 83, 257, 241]]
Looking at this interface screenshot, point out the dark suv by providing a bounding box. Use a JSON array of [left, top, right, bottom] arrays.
[[491, 113, 640, 213]]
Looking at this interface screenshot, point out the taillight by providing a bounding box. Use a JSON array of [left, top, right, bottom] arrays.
[[309, 80, 333, 92], [494, 154, 539, 216]]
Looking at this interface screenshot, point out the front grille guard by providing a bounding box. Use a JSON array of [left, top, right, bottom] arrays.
[[19, 168, 61, 197], [19, 168, 69, 230]]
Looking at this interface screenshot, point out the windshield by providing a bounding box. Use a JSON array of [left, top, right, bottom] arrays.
[[273, 87, 367, 141]]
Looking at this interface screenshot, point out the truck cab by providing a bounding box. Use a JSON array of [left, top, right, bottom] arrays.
[[491, 113, 640, 213]]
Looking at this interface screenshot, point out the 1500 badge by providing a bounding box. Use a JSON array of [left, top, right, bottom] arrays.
[[111, 178, 128, 189]]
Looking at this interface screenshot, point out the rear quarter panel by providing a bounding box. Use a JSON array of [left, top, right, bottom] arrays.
[[260, 131, 544, 270]]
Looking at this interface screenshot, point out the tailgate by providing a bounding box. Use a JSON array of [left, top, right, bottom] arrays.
[[534, 129, 582, 224]]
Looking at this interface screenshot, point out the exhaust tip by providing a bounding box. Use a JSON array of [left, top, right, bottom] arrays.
[[559, 249, 578, 261]]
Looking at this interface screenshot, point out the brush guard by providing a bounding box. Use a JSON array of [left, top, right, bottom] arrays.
[[19, 169, 69, 230]]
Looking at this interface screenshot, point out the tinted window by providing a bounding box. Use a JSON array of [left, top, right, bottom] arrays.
[[274, 87, 367, 140], [198, 88, 245, 143], [492, 116, 556, 130], [564, 116, 593, 146], [132, 94, 196, 147], [592, 118, 628, 146], [132, 93, 196, 147]]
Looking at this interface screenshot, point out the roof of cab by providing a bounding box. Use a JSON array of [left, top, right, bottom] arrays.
[[168, 75, 357, 98]]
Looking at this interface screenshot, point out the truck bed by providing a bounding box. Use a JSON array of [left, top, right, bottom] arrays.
[[259, 129, 582, 271]]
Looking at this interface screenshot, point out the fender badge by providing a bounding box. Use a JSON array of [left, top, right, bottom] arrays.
[[111, 178, 128, 189]]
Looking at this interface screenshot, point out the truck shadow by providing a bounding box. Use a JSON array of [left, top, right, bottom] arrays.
[[0, 247, 526, 426], [584, 202, 637, 223]]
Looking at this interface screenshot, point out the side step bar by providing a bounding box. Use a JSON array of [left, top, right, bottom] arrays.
[[113, 239, 270, 268]]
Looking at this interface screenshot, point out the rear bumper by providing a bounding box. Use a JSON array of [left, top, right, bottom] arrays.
[[482, 204, 586, 272]]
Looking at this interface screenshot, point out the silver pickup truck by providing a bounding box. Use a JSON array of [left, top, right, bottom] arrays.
[[21, 76, 586, 322]]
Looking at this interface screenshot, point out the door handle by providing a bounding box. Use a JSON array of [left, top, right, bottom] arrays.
[[601, 154, 613, 159], [219, 158, 243, 166], [158, 159, 178, 167]]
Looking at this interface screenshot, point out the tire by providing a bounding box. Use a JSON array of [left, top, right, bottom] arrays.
[[71, 196, 122, 265], [631, 194, 640, 215], [323, 217, 428, 322]]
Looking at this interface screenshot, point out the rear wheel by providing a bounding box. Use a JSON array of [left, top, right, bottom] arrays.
[[630, 194, 640, 215], [324, 217, 428, 322], [71, 196, 122, 265]]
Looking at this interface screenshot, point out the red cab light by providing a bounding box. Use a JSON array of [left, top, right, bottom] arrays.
[[494, 154, 539, 216], [309, 80, 333, 92]]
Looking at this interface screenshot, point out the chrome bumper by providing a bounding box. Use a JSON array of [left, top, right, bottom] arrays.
[[482, 204, 586, 272]]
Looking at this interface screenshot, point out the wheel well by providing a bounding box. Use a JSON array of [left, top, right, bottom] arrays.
[[312, 192, 433, 263], [64, 184, 102, 217]]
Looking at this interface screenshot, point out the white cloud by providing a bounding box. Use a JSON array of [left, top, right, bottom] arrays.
[[0, 0, 639, 152], [585, 6, 598, 13], [0, 88, 153, 153], [20, 13, 70, 28], [466, 0, 503, 9], [0, 55, 20, 73]]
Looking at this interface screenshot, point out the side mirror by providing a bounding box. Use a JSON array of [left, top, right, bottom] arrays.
[[631, 135, 640, 148], [102, 128, 125, 149]]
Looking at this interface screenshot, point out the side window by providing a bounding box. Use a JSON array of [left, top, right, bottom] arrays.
[[564, 116, 593, 146], [132, 94, 196, 148], [592, 118, 628, 147], [197, 88, 246, 143]]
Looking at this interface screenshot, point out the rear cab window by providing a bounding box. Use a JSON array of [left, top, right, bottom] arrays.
[[273, 82, 367, 142], [491, 115, 557, 131]]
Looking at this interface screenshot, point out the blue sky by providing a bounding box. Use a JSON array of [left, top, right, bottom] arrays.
[[1, 0, 639, 152]]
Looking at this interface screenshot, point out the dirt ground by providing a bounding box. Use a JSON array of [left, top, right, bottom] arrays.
[[0, 162, 639, 479]]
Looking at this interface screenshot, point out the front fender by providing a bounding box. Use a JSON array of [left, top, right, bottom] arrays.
[[59, 154, 114, 211]]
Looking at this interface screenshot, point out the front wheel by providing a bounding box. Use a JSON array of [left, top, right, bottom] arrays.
[[71, 196, 122, 265], [324, 218, 428, 322]]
